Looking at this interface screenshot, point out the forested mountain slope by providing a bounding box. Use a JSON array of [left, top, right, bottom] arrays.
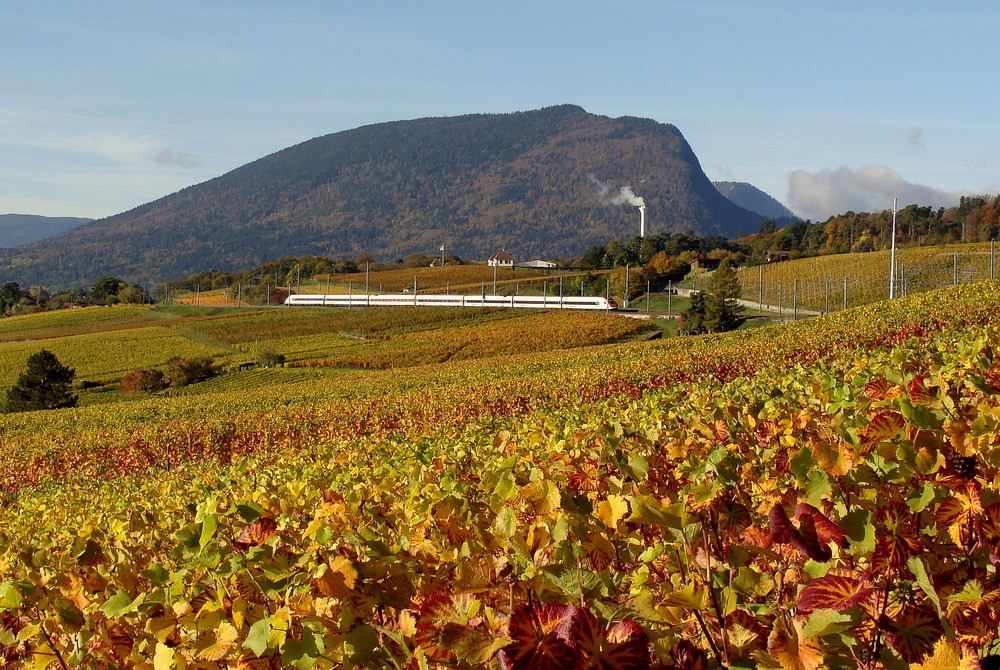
[[0, 105, 762, 287]]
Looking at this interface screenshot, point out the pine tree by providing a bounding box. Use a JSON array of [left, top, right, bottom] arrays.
[[679, 290, 707, 334], [703, 259, 743, 333], [5, 349, 78, 412]]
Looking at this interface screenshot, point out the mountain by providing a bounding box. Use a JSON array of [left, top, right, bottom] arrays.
[[0, 105, 764, 287], [714, 181, 797, 223], [0, 214, 92, 248]]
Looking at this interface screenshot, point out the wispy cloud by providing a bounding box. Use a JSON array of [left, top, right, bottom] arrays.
[[787, 164, 964, 220], [155, 149, 201, 168], [907, 127, 924, 149]]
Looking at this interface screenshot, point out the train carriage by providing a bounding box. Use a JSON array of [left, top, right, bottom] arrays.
[[283, 293, 617, 310]]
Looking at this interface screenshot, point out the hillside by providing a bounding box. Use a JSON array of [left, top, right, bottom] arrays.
[[2, 283, 1000, 667], [0, 105, 763, 288], [713, 180, 796, 222], [0, 214, 91, 248], [724, 241, 998, 313]]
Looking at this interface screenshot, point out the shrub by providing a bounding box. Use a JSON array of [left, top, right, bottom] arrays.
[[119, 368, 167, 396], [255, 348, 286, 367], [165, 357, 216, 387]]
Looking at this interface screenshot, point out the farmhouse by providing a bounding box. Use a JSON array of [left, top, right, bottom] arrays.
[[487, 249, 514, 267], [688, 258, 721, 271]]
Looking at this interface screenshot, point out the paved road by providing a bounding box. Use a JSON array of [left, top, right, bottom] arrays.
[[670, 287, 822, 317]]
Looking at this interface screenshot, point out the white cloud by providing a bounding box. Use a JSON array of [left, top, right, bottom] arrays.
[[155, 149, 201, 168], [786, 164, 964, 220]]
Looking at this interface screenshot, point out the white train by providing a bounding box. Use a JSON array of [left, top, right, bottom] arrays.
[[284, 293, 618, 311]]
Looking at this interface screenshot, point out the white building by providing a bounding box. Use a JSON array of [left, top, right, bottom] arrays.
[[487, 249, 514, 267], [516, 259, 557, 269]]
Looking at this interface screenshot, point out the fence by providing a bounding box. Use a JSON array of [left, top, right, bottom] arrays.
[[690, 275, 890, 319], [688, 244, 998, 320], [899, 247, 997, 297]]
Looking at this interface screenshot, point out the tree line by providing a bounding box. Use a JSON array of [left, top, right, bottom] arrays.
[[744, 195, 1000, 262], [0, 276, 147, 315]]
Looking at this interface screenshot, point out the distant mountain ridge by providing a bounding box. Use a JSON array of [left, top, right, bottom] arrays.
[[0, 214, 92, 249], [714, 181, 797, 223], [0, 105, 764, 287]]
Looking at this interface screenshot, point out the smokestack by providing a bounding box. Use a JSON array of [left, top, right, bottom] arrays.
[[639, 204, 646, 237]]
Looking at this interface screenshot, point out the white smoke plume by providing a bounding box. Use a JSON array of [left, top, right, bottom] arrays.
[[587, 173, 644, 207], [787, 164, 963, 221]]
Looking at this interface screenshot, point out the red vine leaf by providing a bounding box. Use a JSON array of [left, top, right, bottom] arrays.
[[416, 593, 504, 665], [864, 377, 901, 400], [498, 603, 577, 670], [769, 504, 835, 562], [669, 639, 709, 670], [498, 604, 651, 670], [878, 603, 943, 664], [797, 574, 874, 612], [566, 609, 651, 670], [871, 534, 922, 574], [233, 517, 277, 553], [795, 504, 848, 549], [860, 411, 905, 449], [907, 377, 936, 406]]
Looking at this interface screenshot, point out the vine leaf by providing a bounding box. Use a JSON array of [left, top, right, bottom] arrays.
[[766, 615, 824, 670], [243, 617, 272, 657], [669, 639, 709, 670], [864, 377, 901, 400], [769, 504, 845, 562], [860, 411, 905, 450], [797, 574, 874, 613], [234, 516, 278, 553], [907, 377, 937, 406], [313, 556, 358, 598], [795, 504, 848, 549], [808, 435, 854, 476], [415, 593, 504, 665], [196, 621, 239, 661], [596, 495, 630, 530], [945, 581, 1000, 643], [497, 603, 577, 670], [497, 603, 651, 670], [565, 608, 651, 670], [877, 603, 943, 664]]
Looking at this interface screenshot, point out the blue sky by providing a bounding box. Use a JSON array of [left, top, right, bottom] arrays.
[[2, 1, 998, 223]]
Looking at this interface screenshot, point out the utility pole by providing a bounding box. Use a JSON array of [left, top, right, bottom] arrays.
[[758, 264, 764, 311], [889, 198, 898, 299]]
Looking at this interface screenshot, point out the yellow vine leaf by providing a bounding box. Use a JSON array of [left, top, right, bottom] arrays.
[[314, 555, 358, 598], [910, 637, 961, 670], [766, 615, 825, 670], [596, 495, 630, 530], [195, 621, 238, 661]]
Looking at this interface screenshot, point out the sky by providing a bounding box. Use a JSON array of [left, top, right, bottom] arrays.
[[2, 1, 998, 223]]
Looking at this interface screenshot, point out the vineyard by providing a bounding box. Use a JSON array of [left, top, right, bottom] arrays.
[[1, 283, 1000, 668], [729, 242, 999, 315], [0, 304, 652, 401]]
